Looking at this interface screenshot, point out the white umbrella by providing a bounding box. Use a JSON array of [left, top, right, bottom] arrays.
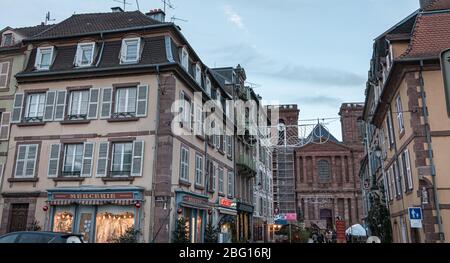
[[345, 224, 368, 236]]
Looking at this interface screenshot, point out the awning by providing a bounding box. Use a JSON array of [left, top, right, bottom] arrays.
[[179, 201, 210, 210], [47, 199, 136, 206], [218, 207, 237, 216]]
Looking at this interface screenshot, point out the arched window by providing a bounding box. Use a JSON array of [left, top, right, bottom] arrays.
[[318, 160, 331, 181]]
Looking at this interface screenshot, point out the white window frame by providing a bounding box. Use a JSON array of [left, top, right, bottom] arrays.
[[386, 110, 395, 148], [402, 149, 413, 191], [111, 142, 133, 176], [195, 63, 202, 84], [218, 167, 224, 194], [195, 105, 203, 136], [35, 46, 54, 70], [115, 87, 137, 114], [396, 95, 405, 134], [181, 46, 189, 71], [195, 153, 203, 185], [1, 33, 13, 47], [75, 42, 95, 67], [180, 146, 189, 181], [14, 144, 39, 178], [120, 37, 141, 64], [205, 77, 211, 96], [68, 90, 90, 117], [25, 93, 46, 120], [62, 144, 84, 176], [0, 61, 10, 89]]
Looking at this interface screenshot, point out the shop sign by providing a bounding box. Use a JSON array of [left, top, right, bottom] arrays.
[[53, 192, 134, 200], [219, 198, 236, 209], [285, 213, 297, 222], [182, 195, 208, 206]]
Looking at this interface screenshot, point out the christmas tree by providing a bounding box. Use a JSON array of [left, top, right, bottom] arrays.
[[367, 194, 393, 243], [204, 221, 218, 243], [173, 217, 190, 243]]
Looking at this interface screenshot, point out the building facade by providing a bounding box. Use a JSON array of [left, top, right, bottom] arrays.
[[361, 0, 450, 243]]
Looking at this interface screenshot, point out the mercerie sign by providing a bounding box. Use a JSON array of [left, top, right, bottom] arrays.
[[53, 192, 134, 200]]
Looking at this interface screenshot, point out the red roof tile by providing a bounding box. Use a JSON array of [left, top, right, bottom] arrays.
[[401, 11, 450, 59]]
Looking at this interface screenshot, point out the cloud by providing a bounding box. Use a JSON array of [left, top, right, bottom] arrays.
[[297, 96, 343, 105], [224, 5, 245, 29], [208, 43, 365, 87]]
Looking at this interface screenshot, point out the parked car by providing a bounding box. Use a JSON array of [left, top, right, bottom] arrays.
[[0, 231, 83, 243]]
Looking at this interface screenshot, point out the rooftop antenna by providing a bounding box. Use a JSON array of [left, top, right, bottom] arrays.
[[170, 16, 188, 23], [161, 0, 175, 13], [135, 0, 140, 11], [113, 0, 132, 11], [45, 12, 56, 25]]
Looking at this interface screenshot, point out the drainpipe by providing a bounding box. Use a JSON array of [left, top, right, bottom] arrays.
[[419, 60, 444, 242]]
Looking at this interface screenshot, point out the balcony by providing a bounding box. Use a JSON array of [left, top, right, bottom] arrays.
[[237, 154, 256, 176]]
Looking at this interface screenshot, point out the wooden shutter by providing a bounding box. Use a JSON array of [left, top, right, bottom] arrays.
[[136, 85, 148, 117], [54, 90, 67, 121], [131, 141, 144, 177], [96, 142, 109, 177], [87, 88, 100, 119], [100, 88, 112, 119], [47, 144, 61, 178], [0, 61, 10, 89], [43, 90, 56, 121], [0, 112, 11, 141], [81, 142, 95, 177], [24, 144, 38, 177], [14, 145, 27, 177], [11, 93, 24, 123]]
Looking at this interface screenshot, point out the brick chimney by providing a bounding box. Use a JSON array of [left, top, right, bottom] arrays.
[[420, 0, 435, 8], [146, 9, 166, 22]]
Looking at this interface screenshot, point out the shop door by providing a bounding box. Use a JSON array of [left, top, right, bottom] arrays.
[[8, 204, 29, 232], [76, 206, 95, 243]]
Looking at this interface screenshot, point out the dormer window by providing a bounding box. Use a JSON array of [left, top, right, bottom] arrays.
[[1, 33, 13, 47], [181, 47, 189, 71], [35, 46, 54, 70], [195, 63, 202, 85], [120, 37, 141, 64], [206, 77, 211, 96], [75, 42, 95, 67]]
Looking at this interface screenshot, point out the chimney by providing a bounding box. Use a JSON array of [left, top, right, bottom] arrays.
[[111, 6, 124, 13], [146, 9, 166, 22], [419, 0, 435, 9]]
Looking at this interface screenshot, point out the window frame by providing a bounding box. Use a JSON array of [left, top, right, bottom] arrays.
[[120, 37, 141, 64], [195, 153, 203, 186], [110, 141, 134, 177], [68, 89, 90, 119], [181, 47, 189, 71], [62, 143, 84, 177], [205, 77, 211, 96], [24, 92, 46, 122], [35, 46, 54, 70], [195, 63, 202, 85], [0, 60, 11, 89], [386, 110, 395, 148], [317, 159, 331, 182], [396, 95, 405, 134], [1, 33, 13, 47], [114, 86, 137, 117], [402, 149, 413, 191], [75, 42, 95, 67], [14, 143, 39, 178]]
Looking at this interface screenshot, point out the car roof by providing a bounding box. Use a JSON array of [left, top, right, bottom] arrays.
[[1, 231, 82, 237]]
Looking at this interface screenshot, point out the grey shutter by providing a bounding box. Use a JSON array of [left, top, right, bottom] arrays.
[[96, 142, 109, 177], [81, 142, 95, 177], [47, 144, 61, 178], [87, 88, 100, 119], [15, 145, 27, 177], [11, 93, 24, 123], [0, 112, 11, 141], [100, 88, 112, 119], [54, 90, 67, 121], [25, 144, 38, 177], [43, 90, 56, 121], [131, 141, 144, 177], [136, 85, 148, 117]]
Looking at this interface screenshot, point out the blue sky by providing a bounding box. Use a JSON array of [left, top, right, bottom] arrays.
[[0, 0, 419, 139]]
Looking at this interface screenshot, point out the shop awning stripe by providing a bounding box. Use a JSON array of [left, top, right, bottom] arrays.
[[47, 199, 135, 206]]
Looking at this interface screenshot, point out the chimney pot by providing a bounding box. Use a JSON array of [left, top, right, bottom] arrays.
[[146, 8, 166, 22]]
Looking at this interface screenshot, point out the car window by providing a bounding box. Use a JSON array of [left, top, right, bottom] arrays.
[[17, 233, 54, 243], [0, 234, 20, 243]]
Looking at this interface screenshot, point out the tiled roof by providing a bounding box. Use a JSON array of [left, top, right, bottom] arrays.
[[32, 11, 163, 39], [401, 11, 450, 59], [14, 24, 54, 37], [423, 0, 450, 11], [306, 123, 340, 144]]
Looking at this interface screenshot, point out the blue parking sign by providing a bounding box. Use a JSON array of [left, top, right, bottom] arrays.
[[408, 207, 422, 220]]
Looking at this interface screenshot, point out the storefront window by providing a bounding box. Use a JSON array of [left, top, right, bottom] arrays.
[[53, 207, 75, 233], [95, 206, 135, 243]]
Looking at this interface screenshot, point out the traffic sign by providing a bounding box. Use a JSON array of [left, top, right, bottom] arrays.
[[408, 207, 423, 229]]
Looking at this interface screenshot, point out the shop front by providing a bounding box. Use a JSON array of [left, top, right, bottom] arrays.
[[236, 201, 254, 242], [175, 191, 209, 243], [216, 197, 237, 243], [46, 187, 143, 243]]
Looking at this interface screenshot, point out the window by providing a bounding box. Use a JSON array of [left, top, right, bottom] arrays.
[[1, 33, 13, 47], [386, 110, 395, 148], [0, 61, 10, 89], [180, 146, 189, 181], [396, 96, 405, 134], [181, 47, 189, 70], [14, 144, 39, 178], [218, 167, 224, 194], [111, 142, 133, 177], [205, 77, 211, 96], [120, 38, 140, 63], [68, 90, 89, 119], [75, 43, 95, 67], [401, 149, 413, 191], [195, 63, 202, 84], [25, 93, 46, 122], [179, 91, 193, 130], [212, 165, 216, 191], [318, 160, 331, 181], [195, 154, 203, 185], [226, 135, 232, 157], [62, 144, 84, 176], [228, 171, 233, 197], [394, 161, 402, 198], [35, 47, 54, 70], [195, 106, 203, 136], [115, 87, 137, 116]]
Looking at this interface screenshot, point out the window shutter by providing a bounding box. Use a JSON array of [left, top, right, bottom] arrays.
[[54, 90, 67, 121], [11, 93, 24, 123], [100, 88, 112, 119], [0, 112, 11, 141], [25, 144, 38, 177], [15, 145, 27, 177], [405, 150, 413, 190], [81, 142, 95, 177], [0, 62, 10, 89], [43, 90, 56, 121], [131, 141, 144, 177], [96, 142, 109, 177], [136, 85, 148, 117], [47, 143, 61, 178], [87, 88, 100, 119]]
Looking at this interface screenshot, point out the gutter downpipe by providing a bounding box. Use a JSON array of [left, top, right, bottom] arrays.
[[419, 60, 445, 242]]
